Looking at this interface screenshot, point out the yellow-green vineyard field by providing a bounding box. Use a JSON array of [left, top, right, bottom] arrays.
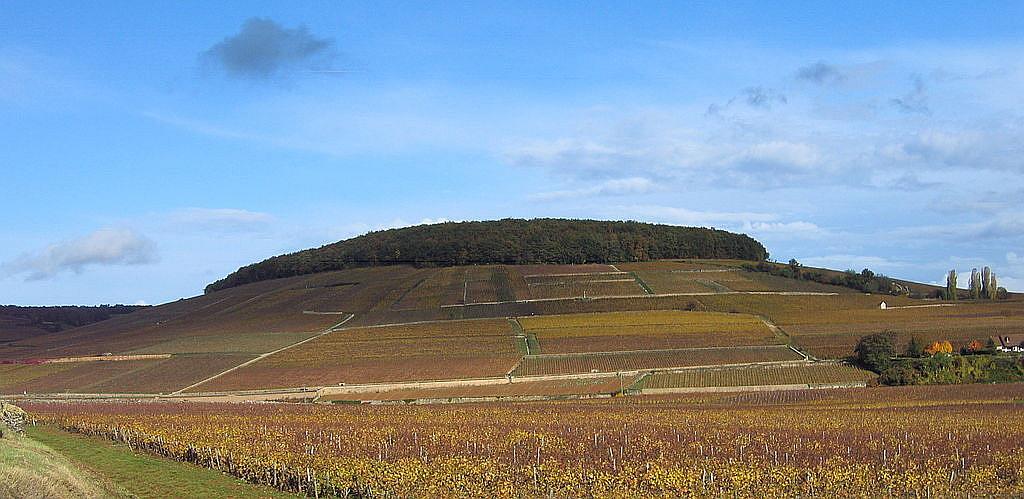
[[22, 383, 1024, 497], [511, 346, 802, 377], [635, 362, 875, 390]]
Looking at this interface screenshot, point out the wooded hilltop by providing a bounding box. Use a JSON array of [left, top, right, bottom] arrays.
[[206, 219, 768, 292]]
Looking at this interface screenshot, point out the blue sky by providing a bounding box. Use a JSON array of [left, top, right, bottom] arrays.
[[2, 1, 1023, 305]]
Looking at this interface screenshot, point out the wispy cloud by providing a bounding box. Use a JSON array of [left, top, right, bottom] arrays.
[[2, 228, 157, 280], [741, 86, 788, 109], [800, 254, 908, 273], [707, 87, 787, 115], [168, 208, 274, 232], [890, 74, 930, 114], [202, 18, 336, 79], [530, 177, 657, 201], [610, 204, 778, 226], [742, 221, 826, 238], [795, 61, 847, 85]]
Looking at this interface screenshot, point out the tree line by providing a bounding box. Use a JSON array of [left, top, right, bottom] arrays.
[[944, 266, 1008, 300], [855, 333, 1023, 386], [743, 259, 913, 295], [207, 219, 768, 293]]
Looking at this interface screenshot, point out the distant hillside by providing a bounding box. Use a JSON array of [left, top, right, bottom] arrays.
[[0, 305, 147, 343], [207, 219, 768, 292]]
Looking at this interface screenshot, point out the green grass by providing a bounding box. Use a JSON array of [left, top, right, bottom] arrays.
[[25, 425, 295, 498], [1, 428, 118, 498]]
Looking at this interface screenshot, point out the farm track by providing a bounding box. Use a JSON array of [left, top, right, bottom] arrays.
[[171, 314, 354, 394], [758, 315, 815, 361], [629, 271, 655, 295]]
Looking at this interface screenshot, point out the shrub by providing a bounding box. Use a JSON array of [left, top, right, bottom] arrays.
[[855, 333, 895, 373]]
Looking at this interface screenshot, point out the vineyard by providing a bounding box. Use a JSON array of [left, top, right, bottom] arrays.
[[635, 362, 875, 390], [2, 258, 1019, 397], [517, 310, 779, 353], [320, 375, 638, 402], [511, 346, 802, 377], [21, 383, 1024, 497], [0, 354, 254, 394], [191, 319, 522, 391]]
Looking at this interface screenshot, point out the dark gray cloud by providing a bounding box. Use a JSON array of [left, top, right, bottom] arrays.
[[796, 61, 847, 85], [203, 18, 335, 79], [2, 228, 157, 281], [890, 75, 930, 114]]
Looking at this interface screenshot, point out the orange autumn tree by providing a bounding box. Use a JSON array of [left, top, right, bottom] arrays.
[[966, 339, 985, 353], [924, 340, 954, 355]]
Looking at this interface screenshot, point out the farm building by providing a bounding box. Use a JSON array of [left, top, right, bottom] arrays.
[[994, 335, 1024, 352], [879, 301, 887, 310]]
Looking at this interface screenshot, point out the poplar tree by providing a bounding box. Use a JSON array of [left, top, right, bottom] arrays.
[[982, 266, 992, 298], [970, 268, 982, 299], [988, 273, 998, 300], [946, 270, 957, 301]]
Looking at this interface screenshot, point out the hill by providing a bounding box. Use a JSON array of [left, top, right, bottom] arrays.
[[205, 219, 768, 292], [0, 305, 146, 345], [3, 257, 1021, 398]]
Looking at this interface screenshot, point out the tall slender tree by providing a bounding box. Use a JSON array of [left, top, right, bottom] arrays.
[[988, 273, 998, 300], [982, 266, 992, 298], [946, 269, 958, 301], [970, 268, 982, 299]]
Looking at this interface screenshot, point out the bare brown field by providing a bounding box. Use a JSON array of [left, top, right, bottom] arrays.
[[192, 319, 521, 391], [518, 311, 778, 353], [511, 345, 802, 376]]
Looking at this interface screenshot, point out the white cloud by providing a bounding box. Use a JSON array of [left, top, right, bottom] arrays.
[[731, 141, 821, 170], [800, 254, 904, 273], [742, 221, 825, 237], [169, 208, 274, 232], [530, 177, 657, 201], [2, 228, 157, 280], [889, 214, 1024, 242], [611, 204, 778, 226]]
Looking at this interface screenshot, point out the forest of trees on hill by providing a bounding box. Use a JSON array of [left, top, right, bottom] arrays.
[[207, 219, 768, 292]]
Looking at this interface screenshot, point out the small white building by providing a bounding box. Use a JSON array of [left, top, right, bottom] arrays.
[[996, 335, 1024, 352], [879, 301, 887, 310]]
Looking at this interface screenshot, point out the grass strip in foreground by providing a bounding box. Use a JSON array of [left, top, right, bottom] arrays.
[[1, 428, 117, 498], [25, 425, 294, 498]]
